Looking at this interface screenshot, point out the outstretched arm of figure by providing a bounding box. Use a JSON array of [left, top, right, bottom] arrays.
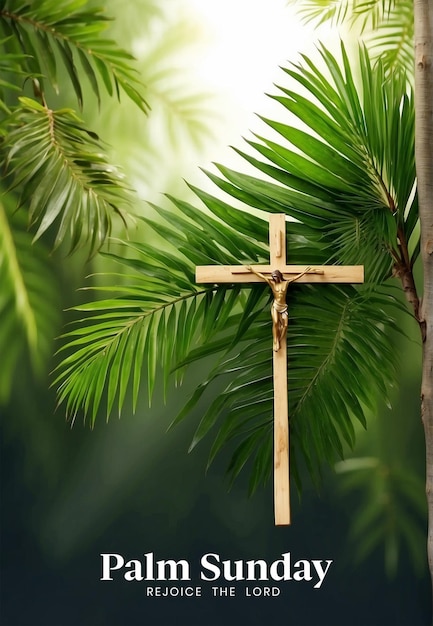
[[246, 265, 273, 286], [286, 266, 312, 284]]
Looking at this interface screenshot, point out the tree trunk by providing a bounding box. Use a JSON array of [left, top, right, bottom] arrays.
[[414, 0, 433, 600]]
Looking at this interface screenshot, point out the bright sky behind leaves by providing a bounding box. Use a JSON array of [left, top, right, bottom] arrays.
[[183, 0, 316, 166], [171, 0, 339, 191], [129, 1, 335, 197]]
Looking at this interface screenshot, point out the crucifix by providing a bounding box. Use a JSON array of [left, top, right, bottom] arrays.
[[196, 214, 364, 526]]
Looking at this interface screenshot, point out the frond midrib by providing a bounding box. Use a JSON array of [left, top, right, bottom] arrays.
[[0, 8, 133, 82], [292, 294, 351, 418]]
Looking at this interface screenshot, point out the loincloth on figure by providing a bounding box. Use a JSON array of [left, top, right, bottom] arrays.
[[272, 301, 288, 314]]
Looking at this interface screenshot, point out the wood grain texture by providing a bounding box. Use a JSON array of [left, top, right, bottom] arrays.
[[273, 339, 290, 525]]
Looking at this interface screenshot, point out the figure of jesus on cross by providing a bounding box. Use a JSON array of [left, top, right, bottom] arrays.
[[196, 214, 364, 526], [246, 266, 313, 352]]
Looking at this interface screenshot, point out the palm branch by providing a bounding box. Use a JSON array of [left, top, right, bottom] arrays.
[[0, 0, 148, 111], [0, 0, 150, 257], [336, 456, 426, 576], [363, 0, 413, 75], [288, 0, 414, 75], [0, 0, 222, 404], [2, 97, 135, 254]]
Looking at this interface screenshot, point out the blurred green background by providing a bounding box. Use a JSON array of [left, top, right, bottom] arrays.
[[0, 1, 430, 624]]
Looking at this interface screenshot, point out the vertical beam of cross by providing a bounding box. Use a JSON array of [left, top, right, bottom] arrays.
[[269, 214, 291, 525], [195, 214, 364, 525]]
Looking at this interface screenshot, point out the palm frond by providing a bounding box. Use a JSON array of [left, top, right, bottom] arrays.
[[206, 43, 416, 283], [336, 458, 427, 576], [0, 199, 60, 402], [351, 0, 400, 31], [175, 284, 399, 493], [363, 0, 413, 75], [2, 97, 135, 254], [0, 0, 148, 111], [286, 0, 352, 26], [54, 200, 400, 491], [288, 0, 401, 29], [0, 36, 28, 107], [53, 203, 267, 424], [288, 0, 414, 75]]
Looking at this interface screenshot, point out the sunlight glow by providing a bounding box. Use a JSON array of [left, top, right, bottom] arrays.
[[132, 0, 331, 195], [185, 0, 315, 130]]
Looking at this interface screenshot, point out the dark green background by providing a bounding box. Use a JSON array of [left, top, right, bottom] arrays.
[[0, 351, 430, 626]]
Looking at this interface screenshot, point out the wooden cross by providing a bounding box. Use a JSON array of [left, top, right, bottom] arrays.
[[196, 214, 364, 525]]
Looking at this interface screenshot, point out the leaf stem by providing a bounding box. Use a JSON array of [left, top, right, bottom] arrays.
[[374, 162, 424, 337], [74, 284, 214, 363]]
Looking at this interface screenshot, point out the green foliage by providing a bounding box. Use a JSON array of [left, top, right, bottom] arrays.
[[87, 5, 221, 189], [139, 16, 217, 150], [212, 43, 417, 281], [3, 97, 134, 254], [288, 0, 414, 74], [0, 0, 422, 579], [174, 283, 399, 493], [0, 0, 221, 404], [0, 0, 149, 254], [0, 0, 150, 398], [55, 44, 415, 495], [0, 36, 27, 105], [0, 199, 60, 401], [336, 457, 427, 576], [0, 0, 149, 111], [288, 0, 398, 27], [364, 0, 413, 75], [53, 203, 267, 424], [288, 0, 352, 25]]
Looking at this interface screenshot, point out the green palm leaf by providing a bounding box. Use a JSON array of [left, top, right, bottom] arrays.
[[364, 0, 414, 75], [287, 0, 352, 25], [288, 0, 414, 74], [0, 36, 28, 107], [175, 284, 399, 493], [0, 199, 60, 401], [53, 203, 267, 424], [54, 205, 400, 492], [208, 43, 416, 282], [336, 458, 427, 576], [0, 0, 148, 111], [288, 0, 398, 27], [2, 97, 134, 254], [137, 17, 216, 149]]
